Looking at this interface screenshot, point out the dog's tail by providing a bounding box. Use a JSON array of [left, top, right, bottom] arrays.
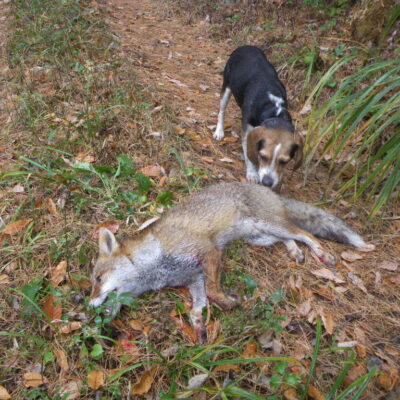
[[281, 197, 368, 248]]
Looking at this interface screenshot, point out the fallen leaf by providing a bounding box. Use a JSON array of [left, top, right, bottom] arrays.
[[42, 295, 62, 323], [0, 274, 10, 284], [258, 329, 274, 348], [378, 261, 398, 271], [166, 77, 188, 88], [89, 220, 120, 239], [341, 251, 363, 262], [1, 219, 32, 235], [222, 136, 238, 143], [75, 153, 95, 163], [87, 370, 105, 390], [272, 339, 282, 355], [11, 184, 24, 193], [284, 388, 299, 399], [50, 261, 67, 287], [137, 216, 159, 231], [298, 299, 312, 317], [170, 315, 197, 343], [115, 333, 140, 357], [243, 341, 259, 358], [219, 157, 234, 163], [0, 385, 11, 400], [337, 341, 358, 348], [140, 165, 162, 177], [186, 373, 209, 390], [23, 372, 48, 387], [214, 364, 240, 373], [347, 272, 368, 293], [59, 321, 82, 334], [128, 319, 144, 331], [54, 348, 69, 372], [45, 198, 58, 215], [388, 274, 400, 285], [320, 310, 334, 335], [343, 363, 367, 386], [356, 344, 367, 358], [59, 380, 82, 400], [200, 156, 214, 163], [299, 103, 312, 115], [311, 268, 345, 284], [131, 367, 156, 395], [307, 385, 325, 400], [357, 243, 375, 252]]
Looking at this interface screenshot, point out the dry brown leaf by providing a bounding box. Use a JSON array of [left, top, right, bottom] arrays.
[[341, 251, 363, 262], [0, 385, 11, 400], [54, 348, 69, 372], [284, 388, 299, 399], [11, 184, 24, 193], [320, 310, 334, 335], [87, 370, 105, 390], [243, 341, 259, 359], [343, 363, 367, 386], [50, 261, 67, 287], [23, 372, 48, 387], [59, 380, 82, 400], [356, 344, 367, 358], [0, 274, 10, 284], [89, 220, 120, 239], [311, 268, 345, 284], [388, 273, 400, 285], [131, 367, 156, 395], [45, 198, 58, 215], [298, 299, 312, 317], [140, 165, 162, 177], [186, 373, 209, 390], [213, 364, 240, 373], [170, 315, 197, 343], [59, 321, 82, 334], [128, 319, 144, 331], [75, 153, 95, 163], [42, 295, 62, 323], [307, 385, 325, 400], [222, 136, 238, 143], [272, 339, 282, 355], [378, 261, 398, 271], [200, 156, 214, 163], [2, 219, 32, 235]]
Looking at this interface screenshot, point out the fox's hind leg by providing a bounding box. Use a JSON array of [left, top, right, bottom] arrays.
[[188, 275, 207, 344], [255, 221, 336, 266], [284, 240, 305, 263], [203, 248, 241, 310]]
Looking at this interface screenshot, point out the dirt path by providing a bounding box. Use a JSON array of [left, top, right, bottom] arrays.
[[104, 0, 251, 181]]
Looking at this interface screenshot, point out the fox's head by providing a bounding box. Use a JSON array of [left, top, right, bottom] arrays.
[[89, 228, 138, 309]]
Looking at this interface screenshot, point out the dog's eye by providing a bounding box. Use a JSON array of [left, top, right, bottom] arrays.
[[279, 159, 289, 165], [96, 276, 101, 283], [260, 155, 269, 162]]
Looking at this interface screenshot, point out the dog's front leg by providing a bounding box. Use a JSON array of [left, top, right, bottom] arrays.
[[214, 87, 231, 141], [188, 275, 208, 344], [242, 130, 259, 183]]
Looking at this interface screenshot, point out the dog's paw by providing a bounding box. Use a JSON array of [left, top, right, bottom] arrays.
[[246, 170, 259, 184], [213, 128, 225, 141]]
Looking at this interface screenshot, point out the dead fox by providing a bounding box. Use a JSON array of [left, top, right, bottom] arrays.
[[89, 182, 373, 343]]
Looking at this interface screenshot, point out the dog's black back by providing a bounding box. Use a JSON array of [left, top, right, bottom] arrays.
[[223, 46, 292, 129]]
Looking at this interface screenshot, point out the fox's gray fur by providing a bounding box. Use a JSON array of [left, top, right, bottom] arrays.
[[89, 182, 372, 343]]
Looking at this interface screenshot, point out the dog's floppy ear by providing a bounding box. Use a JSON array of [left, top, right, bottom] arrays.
[[291, 135, 304, 170], [247, 128, 263, 165], [99, 228, 119, 257]]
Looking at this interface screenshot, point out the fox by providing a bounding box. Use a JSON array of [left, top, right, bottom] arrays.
[[89, 182, 374, 343]]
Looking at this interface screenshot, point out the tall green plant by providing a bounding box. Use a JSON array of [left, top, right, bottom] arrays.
[[305, 56, 400, 217]]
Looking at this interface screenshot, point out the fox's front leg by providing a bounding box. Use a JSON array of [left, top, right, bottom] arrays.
[[203, 248, 241, 310], [188, 276, 207, 344]]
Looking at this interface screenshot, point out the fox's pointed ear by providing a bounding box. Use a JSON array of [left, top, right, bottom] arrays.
[[98, 228, 119, 257]]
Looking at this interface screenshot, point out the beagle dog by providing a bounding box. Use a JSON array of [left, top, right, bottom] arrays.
[[214, 45, 303, 188]]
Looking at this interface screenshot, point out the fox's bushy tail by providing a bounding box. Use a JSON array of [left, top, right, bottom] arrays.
[[281, 198, 366, 248]]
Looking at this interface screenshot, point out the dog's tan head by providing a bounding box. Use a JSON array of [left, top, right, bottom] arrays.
[[247, 126, 303, 188]]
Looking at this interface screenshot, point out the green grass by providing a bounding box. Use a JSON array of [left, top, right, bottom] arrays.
[[304, 56, 400, 216]]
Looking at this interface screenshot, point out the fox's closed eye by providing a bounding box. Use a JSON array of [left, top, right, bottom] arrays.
[[96, 276, 101, 283]]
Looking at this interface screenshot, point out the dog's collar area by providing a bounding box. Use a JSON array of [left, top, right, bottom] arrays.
[[259, 117, 295, 132]]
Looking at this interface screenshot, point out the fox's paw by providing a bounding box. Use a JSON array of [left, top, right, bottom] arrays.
[[208, 292, 241, 310], [289, 248, 305, 263], [318, 251, 336, 267], [213, 127, 225, 141]]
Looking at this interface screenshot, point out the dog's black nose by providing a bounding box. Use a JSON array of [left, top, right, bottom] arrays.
[[262, 176, 274, 187]]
